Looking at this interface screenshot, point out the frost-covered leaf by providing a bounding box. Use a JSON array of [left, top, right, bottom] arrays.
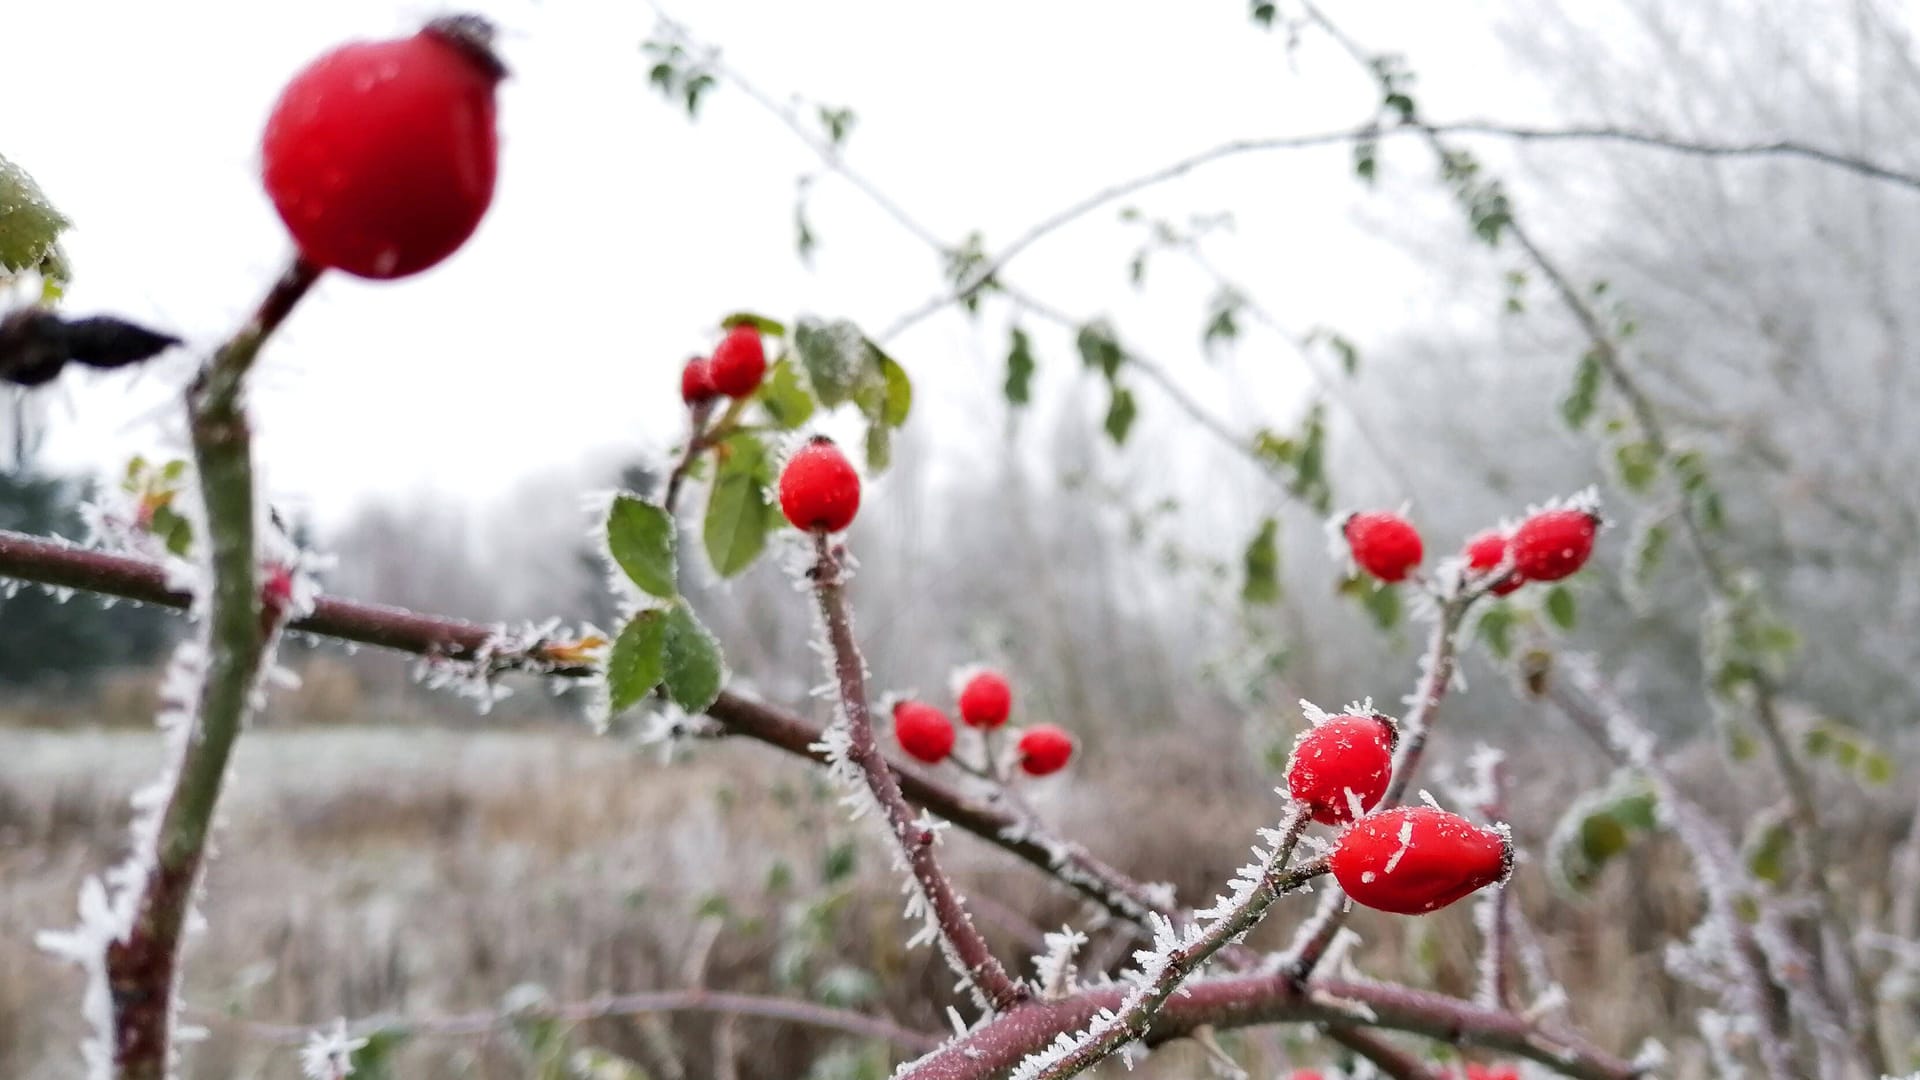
[[1801, 718, 1896, 787], [1561, 347, 1604, 429], [1339, 572, 1400, 630], [0, 152, 72, 286], [662, 603, 724, 712], [794, 317, 868, 407], [1544, 584, 1577, 629], [1547, 772, 1658, 894], [1476, 602, 1515, 659], [345, 1029, 410, 1080], [720, 311, 787, 338], [1202, 286, 1243, 354], [853, 346, 911, 427], [607, 495, 677, 599], [814, 965, 880, 1008], [704, 434, 778, 577], [1743, 812, 1793, 886], [863, 421, 892, 472], [1103, 384, 1137, 444], [1241, 517, 1281, 605], [757, 358, 815, 429], [1075, 320, 1124, 380], [822, 836, 858, 884], [606, 610, 668, 713], [1614, 440, 1659, 493], [1629, 519, 1669, 588], [1005, 326, 1036, 406]]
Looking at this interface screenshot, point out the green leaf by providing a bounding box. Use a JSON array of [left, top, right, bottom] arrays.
[[1005, 326, 1036, 406], [1743, 813, 1793, 886], [150, 504, 194, 557], [1327, 334, 1360, 375], [606, 611, 669, 713], [0, 152, 72, 286], [817, 105, 857, 148], [606, 496, 677, 599], [1203, 286, 1243, 354], [794, 317, 866, 407], [704, 434, 778, 577], [344, 1029, 412, 1080], [1353, 138, 1378, 184], [1615, 441, 1659, 493], [857, 346, 912, 427], [1250, 0, 1277, 27], [1544, 585, 1577, 630], [721, 312, 787, 337], [1630, 520, 1669, 588], [1561, 348, 1604, 429], [1103, 385, 1137, 444], [1241, 517, 1281, 605], [1362, 580, 1401, 629], [822, 837, 858, 884], [661, 603, 724, 712], [863, 422, 892, 472], [757, 358, 815, 429], [813, 965, 880, 1008], [1864, 751, 1895, 785], [1075, 320, 1124, 380], [1547, 773, 1659, 894], [1476, 603, 1515, 659]]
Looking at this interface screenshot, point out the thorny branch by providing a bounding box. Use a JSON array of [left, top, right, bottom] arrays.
[[804, 531, 1027, 1015]]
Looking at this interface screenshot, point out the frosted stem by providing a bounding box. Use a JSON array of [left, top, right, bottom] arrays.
[[103, 256, 318, 1078]]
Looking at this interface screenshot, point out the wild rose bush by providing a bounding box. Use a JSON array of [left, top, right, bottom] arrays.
[[2, 7, 1917, 1080]]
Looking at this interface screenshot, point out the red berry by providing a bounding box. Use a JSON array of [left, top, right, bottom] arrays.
[[778, 437, 861, 533], [1464, 531, 1524, 595], [709, 325, 767, 398], [957, 668, 1013, 729], [680, 356, 718, 405], [1344, 512, 1422, 582], [1510, 508, 1599, 582], [1286, 711, 1397, 825], [262, 16, 505, 280], [1016, 724, 1074, 776], [1331, 805, 1511, 915], [1463, 1067, 1520, 1080], [892, 700, 955, 764]]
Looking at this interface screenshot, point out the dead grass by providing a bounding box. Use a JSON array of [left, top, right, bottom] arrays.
[[1, 719, 1912, 1079]]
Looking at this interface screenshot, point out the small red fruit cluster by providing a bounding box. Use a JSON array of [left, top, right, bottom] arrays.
[[1285, 706, 1510, 915], [1341, 500, 1601, 595], [262, 15, 507, 280], [889, 668, 1075, 777], [681, 325, 769, 408]]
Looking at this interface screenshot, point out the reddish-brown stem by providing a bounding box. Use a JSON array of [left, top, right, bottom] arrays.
[[896, 970, 1640, 1080], [1327, 1027, 1441, 1080], [805, 531, 1026, 1014], [0, 528, 1176, 932]]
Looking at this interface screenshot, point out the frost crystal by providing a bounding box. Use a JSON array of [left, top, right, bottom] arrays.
[[300, 1019, 366, 1080]]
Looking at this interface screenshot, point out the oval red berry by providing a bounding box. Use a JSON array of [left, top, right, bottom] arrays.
[[709, 325, 768, 398], [1509, 508, 1598, 582], [892, 700, 955, 764], [1016, 724, 1074, 776], [262, 18, 504, 280], [1286, 712, 1397, 825], [681, 357, 717, 405], [778, 437, 861, 533], [1463, 530, 1524, 595], [1330, 805, 1510, 915], [1344, 512, 1422, 583], [957, 669, 1012, 729]]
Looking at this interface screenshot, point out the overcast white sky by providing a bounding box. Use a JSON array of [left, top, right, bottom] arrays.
[[4, 1, 1541, 531]]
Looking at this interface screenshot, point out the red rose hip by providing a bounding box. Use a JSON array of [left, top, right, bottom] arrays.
[[1510, 508, 1599, 582], [680, 356, 717, 405], [1343, 511, 1423, 582], [1464, 530, 1524, 595], [957, 668, 1013, 729], [1286, 711, 1397, 825], [1331, 805, 1511, 915], [892, 700, 955, 764], [1016, 724, 1074, 776], [262, 15, 506, 279], [709, 325, 768, 397], [778, 436, 861, 533]]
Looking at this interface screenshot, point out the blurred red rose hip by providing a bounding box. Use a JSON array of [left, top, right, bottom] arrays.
[[261, 15, 506, 279]]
